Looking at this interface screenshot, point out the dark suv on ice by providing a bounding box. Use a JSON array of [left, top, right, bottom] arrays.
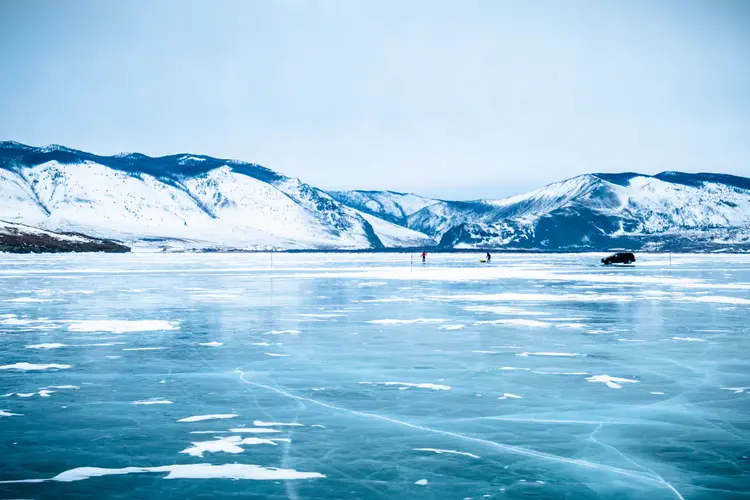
[[601, 252, 636, 265]]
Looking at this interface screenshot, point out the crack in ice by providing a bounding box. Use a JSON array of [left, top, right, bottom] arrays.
[[235, 371, 683, 498]]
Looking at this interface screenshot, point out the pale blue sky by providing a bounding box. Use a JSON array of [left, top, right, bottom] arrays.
[[1, 0, 749, 199]]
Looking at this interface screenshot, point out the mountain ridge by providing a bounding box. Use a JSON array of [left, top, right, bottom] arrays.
[[1, 141, 748, 252]]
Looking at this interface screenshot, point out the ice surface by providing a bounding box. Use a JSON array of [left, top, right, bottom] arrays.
[[1, 252, 749, 499]]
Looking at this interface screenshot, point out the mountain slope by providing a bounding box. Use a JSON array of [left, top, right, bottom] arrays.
[[423, 173, 750, 250], [327, 190, 438, 226], [2, 141, 748, 251], [0, 142, 434, 249]]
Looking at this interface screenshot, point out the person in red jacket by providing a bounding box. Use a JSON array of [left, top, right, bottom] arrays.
[[421, 251, 427, 263]]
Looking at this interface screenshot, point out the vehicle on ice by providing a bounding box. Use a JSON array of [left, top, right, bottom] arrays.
[[601, 252, 635, 265]]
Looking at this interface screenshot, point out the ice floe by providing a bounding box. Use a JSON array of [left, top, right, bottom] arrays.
[[178, 414, 238, 423], [415, 479, 428, 485], [0, 363, 71, 371], [0, 463, 325, 483], [587, 375, 638, 389], [413, 448, 480, 459]]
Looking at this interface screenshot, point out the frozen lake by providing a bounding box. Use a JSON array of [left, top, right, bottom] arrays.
[[1, 252, 749, 499]]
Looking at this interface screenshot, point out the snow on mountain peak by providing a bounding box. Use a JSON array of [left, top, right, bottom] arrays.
[[1, 141, 748, 251]]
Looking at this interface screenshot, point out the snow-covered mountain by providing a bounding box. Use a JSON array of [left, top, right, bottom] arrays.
[[407, 173, 750, 251], [0, 142, 434, 250], [2, 141, 748, 251], [327, 190, 438, 226]]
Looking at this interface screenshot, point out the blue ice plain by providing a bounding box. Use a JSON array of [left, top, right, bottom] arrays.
[[0, 253, 749, 499]]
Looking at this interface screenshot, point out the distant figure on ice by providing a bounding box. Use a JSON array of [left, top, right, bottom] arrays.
[[421, 251, 427, 263], [486, 252, 491, 263]]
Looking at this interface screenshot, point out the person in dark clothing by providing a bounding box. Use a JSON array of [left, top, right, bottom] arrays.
[[421, 251, 426, 263], [486, 252, 491, 263]]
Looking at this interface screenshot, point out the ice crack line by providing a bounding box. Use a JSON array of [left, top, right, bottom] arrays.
[[235, 371, 683, 499]]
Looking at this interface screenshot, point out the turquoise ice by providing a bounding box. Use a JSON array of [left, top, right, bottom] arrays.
[[1, 253, 748, 499]]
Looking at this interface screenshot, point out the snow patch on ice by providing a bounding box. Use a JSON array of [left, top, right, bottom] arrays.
[[477, 319, 550, 327], [413, 448, 480, 459], [178, 414, 238, 423], [360, 381, 451, 391], [132, 398, 173, 405], [498, 393, 522, 400], [25, 343, 67, 349], [368, 318, 446, 325], [180, 435, 278, 457], [253, 420, 303, 427], [67, 320, 178, 333], [517, 352, 581, 357], [587, 375, 638, 389], [0, 363, 71, 371], [0, 463, 325, 483]]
